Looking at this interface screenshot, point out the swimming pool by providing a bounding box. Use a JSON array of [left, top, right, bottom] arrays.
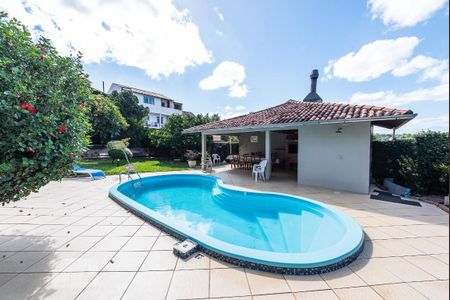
[[109, 174, 364, 274]]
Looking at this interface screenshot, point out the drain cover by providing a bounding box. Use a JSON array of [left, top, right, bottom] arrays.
[[173, 239, 198, 259]]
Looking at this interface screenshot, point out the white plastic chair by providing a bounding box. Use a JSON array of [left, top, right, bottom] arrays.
[[212, 153, 221, 165], [252, 160, 268, 183]]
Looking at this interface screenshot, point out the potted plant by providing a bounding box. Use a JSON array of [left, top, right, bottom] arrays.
[[184, 150, 199, 167]]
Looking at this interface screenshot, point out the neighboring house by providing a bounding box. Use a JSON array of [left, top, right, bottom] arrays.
[[108, 83, 184, 129], [184, 70, 417, 194]]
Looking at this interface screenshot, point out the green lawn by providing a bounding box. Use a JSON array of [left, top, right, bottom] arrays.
[[78, 158, 188, 175]]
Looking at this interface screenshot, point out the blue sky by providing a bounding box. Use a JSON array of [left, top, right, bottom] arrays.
[[2, 0, 449, 133]]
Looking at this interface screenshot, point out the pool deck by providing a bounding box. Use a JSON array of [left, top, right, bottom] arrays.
[[0, 166, 448, 300]]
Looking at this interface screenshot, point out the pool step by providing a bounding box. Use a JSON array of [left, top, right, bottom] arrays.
[[173, 239, 198, 259], [256, 216, 288, 252], [278, 212, 302, 252]]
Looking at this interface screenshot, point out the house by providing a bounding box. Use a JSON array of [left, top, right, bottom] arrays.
[[108, 83, 184, 128], [184, 70, 416, 194]]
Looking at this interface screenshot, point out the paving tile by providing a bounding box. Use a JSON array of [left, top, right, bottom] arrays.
[[24, 236, 72, 251], [108, 225, 140, 237], [24, 251, 83, 273], [90, 236, 129, 251], [253, 293, 296, 300], [103, 251, 147, 271], [333, 286, 383, 300], [293, 289, 338, 300], [80, 225, 116, 237], [210, 268, 251, 298], [121, 216, 145, 226], [401, 238, 448, 255], [0, 273, 56, 300], [0, 236, 41, 251], [284, 274, 329, 292], [31, 272, 97, 300], [152, 235, 179, 250], [76, 271, 135, 300], [166, 269, 209, 300], [432, 254, 450, 265], [0, 273, 16, 287], [176, 252, 210, 270], [210, 257, 236, 269], [372, 283, 428, 300], [122, 271, 172, 300], [98, 216, 127, 226], [58, 236, 102, 251], [320, 266, 366, 288], [134, 224, 161, 236], [121, 236, 157, 251], [0, 251, 49, 273], [376, 257, 435, 282], [349, 259, 402, 285], [409, 280, 449, 300], [375, 239, 424, 256], [246, 270, 291, 295], [140, 250, 178, 270], [405, 255, 449, 280], [64, 251, 115, 272]]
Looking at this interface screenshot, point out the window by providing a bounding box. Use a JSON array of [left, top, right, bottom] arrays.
[[143, 95, 155, 105], [161, 101, 166, 107], [156, 116, 160, 123]]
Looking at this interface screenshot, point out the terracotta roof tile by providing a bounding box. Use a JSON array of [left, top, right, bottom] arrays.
[[184, 100, 414, 133]]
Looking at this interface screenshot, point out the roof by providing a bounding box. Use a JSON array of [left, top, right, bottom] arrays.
[[110, 83, 181, 103], [184, 100, 416, 133]]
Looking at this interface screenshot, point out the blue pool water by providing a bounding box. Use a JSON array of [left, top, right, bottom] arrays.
[[110, 174, 363, 269]]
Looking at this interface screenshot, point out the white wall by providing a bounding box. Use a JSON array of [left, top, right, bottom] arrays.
[[238, 132, 265, 154], [297, 122, 371, 194]]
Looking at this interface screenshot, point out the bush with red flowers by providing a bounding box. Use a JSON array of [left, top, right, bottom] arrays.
[[0, 13, 92, 203]]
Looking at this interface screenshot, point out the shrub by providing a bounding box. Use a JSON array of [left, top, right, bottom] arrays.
[[372, 131, 449, 195], [0, 13, 91, 203], [89, 93, 128, 145], [106, 139, 132, 164]]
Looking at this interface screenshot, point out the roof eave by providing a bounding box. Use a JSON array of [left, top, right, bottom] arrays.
[[183, 114, 417, 134]]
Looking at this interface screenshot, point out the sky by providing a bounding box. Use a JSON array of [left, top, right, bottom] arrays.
[[1, 0, 449, 133]]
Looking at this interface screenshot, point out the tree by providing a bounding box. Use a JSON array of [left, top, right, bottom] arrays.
[[0, 13, 92, 203], [110, 90, 149, 146], [90, 92, 128, 145], [148, 113, 220, 158]]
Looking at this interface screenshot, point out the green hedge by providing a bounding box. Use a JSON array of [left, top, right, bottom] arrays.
[[372, 131, 449, 195]]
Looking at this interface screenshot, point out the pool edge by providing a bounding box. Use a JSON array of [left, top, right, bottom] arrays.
[[108, 177, 364, 275]]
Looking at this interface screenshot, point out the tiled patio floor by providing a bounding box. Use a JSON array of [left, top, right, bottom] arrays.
[[0, 166, 448, 299]]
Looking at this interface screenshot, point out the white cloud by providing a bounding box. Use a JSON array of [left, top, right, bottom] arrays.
[[324, 37, 420, 82], [215, 30, 224, 36], [213, 106, 248, 120], [368, 0, 447, 28], [375, 115, 449, 134], [199, 61, 249, 98], [350, 81, 449, 107], [0, 0, 213, 79], [392, 55, 449, 82], [214, 7, 224, 21]]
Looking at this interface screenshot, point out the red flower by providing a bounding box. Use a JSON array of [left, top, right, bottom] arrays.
[[20, 103, 37, 114], [69, 152, 75, 157], [59, 124, 68, 133], [27, 146, 35, 153], [28, 105, 37, 114], [82, 101, 88, 107]]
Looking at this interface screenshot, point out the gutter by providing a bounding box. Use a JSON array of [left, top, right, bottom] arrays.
[[183, 114, 418, 134]]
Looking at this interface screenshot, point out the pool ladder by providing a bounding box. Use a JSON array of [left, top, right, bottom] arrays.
[[118, 150, 142, 189]]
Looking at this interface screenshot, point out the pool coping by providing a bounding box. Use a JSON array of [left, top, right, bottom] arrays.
[[109, 174, 365, 275]]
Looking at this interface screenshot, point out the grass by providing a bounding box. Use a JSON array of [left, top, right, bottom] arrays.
[[78, 157, 188, 175]]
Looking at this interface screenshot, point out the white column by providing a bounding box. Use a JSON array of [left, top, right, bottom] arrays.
[[159, 113, 162, 128], [265, 130, 271, 180], [201, 132, 206, 169]]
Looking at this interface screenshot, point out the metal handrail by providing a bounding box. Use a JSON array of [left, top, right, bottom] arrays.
[[118, 149, 142, 189]]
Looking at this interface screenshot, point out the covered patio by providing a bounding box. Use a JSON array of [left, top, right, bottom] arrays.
[[185, 100, 416, 194]]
